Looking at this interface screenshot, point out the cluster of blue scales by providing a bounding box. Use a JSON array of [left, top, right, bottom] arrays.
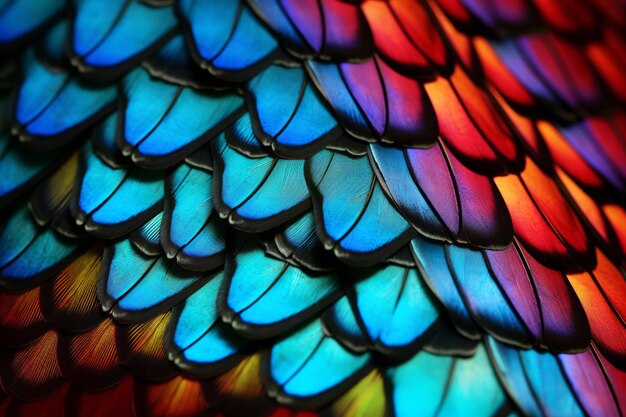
[[0, 1, 618, 416]]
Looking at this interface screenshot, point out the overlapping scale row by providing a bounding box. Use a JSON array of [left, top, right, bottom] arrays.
[[179, 0, 283, 81], [1, 0, 626, 416], [0, 0, 64, 53], [11, 50, 117, 147], [119, 67, 244, 168], [307, 56, 438, 147], [70, 0, 177, 79]]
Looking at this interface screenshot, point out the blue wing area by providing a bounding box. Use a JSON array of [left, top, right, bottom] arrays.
[[221, 238, 340, 337], [131, 212, 163, 256], [0, 0, 63, 45], [487, 338, 586, 417], [350, 264, 440, 358], [86, 168, 163, 235], [423, 321, 479, 357], [0, 207, 80, 288], [120, 68, 244, 168], [178, 0, 239, 61], [143, 35, 229, 90], [179, 0, 280, 81], [273, 212, 336, 272], [307, 150, 414, 265], [246, 64, 341, 158], [410, 237, 480, 339], [322, 296, 371, 352], [212, 133, 310, 231], [71, 0, 176, 77], [386, 345, 506, 417], [248, 0, 309, 56], [369, 143, 451, 240], [225, 113, 269, 158], [308, 150, 375, 242], [98, 239, 209, 322], [306, 61, 371, 140], [73, 144, 164, 238], [71, 0, 126, 57], [307, 57, 438, 146], [13, 51, 116, 147], [13, 50, 68, 127], [37, 19, 68, 68], [184, 144, 214, 171], [91, 113, 129, 169], [265, 319, 371, 408], [162, 164, 224, 271], [322, 296, 370, 353], [0, 131, 63, 206], [0, 207, 37, 267], [167, 272, 248, 376], [446, 245, 533, 346]]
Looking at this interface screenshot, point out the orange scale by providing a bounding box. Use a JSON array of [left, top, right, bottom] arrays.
[[331, 371, 384, 417], [557, 169, 612, 247], [116, 313, 176, 381], [538, 121, 605, 191], [136, 376, 210, 417], [2, 330, 65, 401], [492, 89, 547, 161], [568, 271, 626, 368], [474, 37, 535, 110], [214, 354, 264, 399], [495, 159, 593, 270], [592, 250, 626, 322], [389, 0, 451, 72], [61, 318, 126, 390], [495, 172, 568, 263], [206, 354, 276, 417], [450, 67, 523, 170], [40, 245, 104, 332], [429, 0, 480, 76], [519, 157, 594, 266], [362, 0, 432, 74], [0, 287, 48, 347], [425, 72, 506, 175]]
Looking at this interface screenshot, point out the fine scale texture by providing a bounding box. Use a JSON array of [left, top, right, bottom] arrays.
[[0, 0, 625, 416]]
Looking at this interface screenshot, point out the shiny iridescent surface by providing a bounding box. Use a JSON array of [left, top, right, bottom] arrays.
[[0, 0, 625, 416]]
